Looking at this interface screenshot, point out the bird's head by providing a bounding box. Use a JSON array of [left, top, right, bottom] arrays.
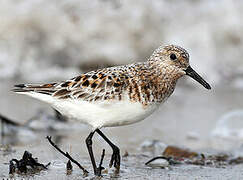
[[149, 44, 211, 90]]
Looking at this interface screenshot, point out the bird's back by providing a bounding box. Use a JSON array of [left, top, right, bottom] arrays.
[[13, 61, 177, 129]]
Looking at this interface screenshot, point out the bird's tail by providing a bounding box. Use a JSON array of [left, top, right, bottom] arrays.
[[12, 83, 58, 95]]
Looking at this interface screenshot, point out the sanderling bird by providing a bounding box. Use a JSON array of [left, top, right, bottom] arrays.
[[13, 44, 211, 176]]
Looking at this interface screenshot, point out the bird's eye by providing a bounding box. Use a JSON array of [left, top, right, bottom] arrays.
[[170, 53, 177, 61]]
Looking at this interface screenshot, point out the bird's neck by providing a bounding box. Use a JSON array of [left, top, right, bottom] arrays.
[[125, 61, 184, 105], [144, 60, 184, 103], [148, 60, 185, 83]]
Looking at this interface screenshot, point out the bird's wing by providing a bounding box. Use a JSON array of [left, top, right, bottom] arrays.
[[13, 66, 133, 102]]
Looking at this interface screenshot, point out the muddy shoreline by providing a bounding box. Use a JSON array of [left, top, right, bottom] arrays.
[[1, 81, 243, 179]]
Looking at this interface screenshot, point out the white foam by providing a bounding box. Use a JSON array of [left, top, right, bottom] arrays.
[[211, 110, 243, 139]]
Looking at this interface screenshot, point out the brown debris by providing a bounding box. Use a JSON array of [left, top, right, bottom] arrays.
[[229, 157, 243, 165], [147, 145, 243, 168], [163, 146, 198, 159], [123, 151, 129, 158], [208, 154, 229, 162]]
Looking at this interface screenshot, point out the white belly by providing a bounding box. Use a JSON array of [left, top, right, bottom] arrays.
[[20, 92, 160, 130], [53, 99, 159, 130]]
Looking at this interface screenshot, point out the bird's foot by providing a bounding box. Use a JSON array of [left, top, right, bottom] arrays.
[[109, 147, 120, 173]]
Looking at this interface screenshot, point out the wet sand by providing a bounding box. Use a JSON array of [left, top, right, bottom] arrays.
[[1, 80, 243, 179]]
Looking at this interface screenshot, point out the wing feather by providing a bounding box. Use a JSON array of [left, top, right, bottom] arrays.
[[13, 63, 148, 103]]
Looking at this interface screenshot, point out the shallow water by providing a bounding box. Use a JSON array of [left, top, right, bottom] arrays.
[[1, 80, 243, 179]]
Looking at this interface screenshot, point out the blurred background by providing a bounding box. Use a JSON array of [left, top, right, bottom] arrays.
[[0, 0, 243, 178]]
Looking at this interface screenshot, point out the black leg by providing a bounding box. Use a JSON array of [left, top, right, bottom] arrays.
[[85, 131, 101, 176], [96, 129, 120, 173]]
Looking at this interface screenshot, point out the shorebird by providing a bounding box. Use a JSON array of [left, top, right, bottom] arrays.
[[13, 44, 211, 176]]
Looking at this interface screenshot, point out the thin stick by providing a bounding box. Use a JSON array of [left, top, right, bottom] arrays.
[[145, 156, 168, 165], [46, 136, 88, 174], [98, 149, 105, 170]]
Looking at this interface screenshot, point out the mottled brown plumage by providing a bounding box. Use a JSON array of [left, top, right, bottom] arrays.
[[12, 45, 206, 107]]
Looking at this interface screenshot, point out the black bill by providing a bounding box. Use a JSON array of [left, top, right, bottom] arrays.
[[185, 66, 211, 90]]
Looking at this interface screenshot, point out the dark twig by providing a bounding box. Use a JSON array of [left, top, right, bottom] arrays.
[[1, 114, 20, 139], [54, 109, 67, 122], [66, 160, 73, 171], [66, 160, 73, 175], [145, 156, 177, 166], [98, 149, 105, 172], [1, 113, 21, 141], [145, 156, 167, 165], [46, 136, 89, 175], [0, 114, 20, 126]]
